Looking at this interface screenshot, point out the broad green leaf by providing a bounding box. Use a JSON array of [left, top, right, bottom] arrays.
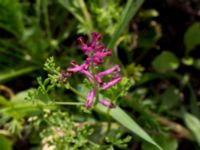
[[182, 57, 194, 66], [96, 104, 163, 150], [11, 89, 34, 102], [142, 135, 178, 150], [184, 22, 200, 52], [0, 0, 24, 37], [160, 86, 179, 110], [184, 113, 200, 146], [0, 135, 12, 150], [152, 51, 179, 73]]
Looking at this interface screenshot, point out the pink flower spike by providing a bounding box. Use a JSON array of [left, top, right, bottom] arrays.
[[97, 65, 120, 77], [100, 76, 122, 90], [99, 99, 115, 108], [67, 62, 85, 73], [85, 88, 96, 109]]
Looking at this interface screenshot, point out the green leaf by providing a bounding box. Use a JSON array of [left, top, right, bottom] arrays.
[[142, 135, 178, 150], [11, 89, 34, 102], [0, 135, 12, 150], [184, 113, 200, 146], [184, 22, 200, 53], [96, 104, 163, 150], [0, 0, 24, 37], [160, 86, 179, 110], [152, 51, 179, 73], [182, 57, 194, 66], [58, 0, 84, 22]]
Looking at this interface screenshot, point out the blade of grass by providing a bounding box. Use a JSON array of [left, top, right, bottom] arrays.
[[96, 104, 163, 150], [58, 0, 85, 23], [0, 66, 37, 82], [108, 0, 145, 61], [76, 84, 162, 150]]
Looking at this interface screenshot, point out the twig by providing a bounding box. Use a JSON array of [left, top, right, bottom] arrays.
[[150, 112, 194, 140]]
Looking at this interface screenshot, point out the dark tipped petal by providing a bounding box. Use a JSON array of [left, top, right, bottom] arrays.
[[97, 65, 120, 77], [100, 76, 122, 90], [99, 99, 115, 108], [77, 36, 85, 45], [94, 74, 102, 83]]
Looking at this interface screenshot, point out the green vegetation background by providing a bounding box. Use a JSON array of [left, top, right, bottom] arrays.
[[0, 0, 200, 150]]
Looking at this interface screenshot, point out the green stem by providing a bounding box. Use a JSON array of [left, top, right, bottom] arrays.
[[36, 0, 41, 28], [43, 0, 51, 39], [99, 107, 112, 144], [65, 84, 86, 100], [54, 101, 84, 105], [106, 107, 111, 131]]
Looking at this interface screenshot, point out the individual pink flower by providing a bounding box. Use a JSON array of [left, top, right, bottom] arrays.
[[97, 65, 120, 77], [100, 76, 122, 90], [67, 63, 85, 73], [99, 99, 115, 108], [66, 60, 92, 83], [85, 88, 96, 109]]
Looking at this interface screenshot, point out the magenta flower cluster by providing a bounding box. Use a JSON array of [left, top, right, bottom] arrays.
[[61, 32, 122, 109]]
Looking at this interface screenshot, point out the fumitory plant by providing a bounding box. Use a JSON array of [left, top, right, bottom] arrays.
[[28, 32, 161, 150], [27, 32, 132, 149]]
